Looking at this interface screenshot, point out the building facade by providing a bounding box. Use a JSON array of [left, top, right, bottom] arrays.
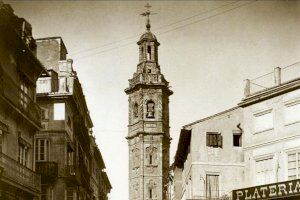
[[35, 37, 111, 200], [125, 13, 173, 200], [172, 65, 300, 200], [172, 107, 244, 200], [0, 3, 47, 200], [234, 67, 300, 199]]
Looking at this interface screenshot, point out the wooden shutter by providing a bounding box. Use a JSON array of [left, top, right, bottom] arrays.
[[206, 134, 210, 146], [218, 134, 223, 148]]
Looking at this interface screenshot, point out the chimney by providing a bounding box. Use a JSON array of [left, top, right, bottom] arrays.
[[274, 67, 281, 86], [244, 79, 250, 97]]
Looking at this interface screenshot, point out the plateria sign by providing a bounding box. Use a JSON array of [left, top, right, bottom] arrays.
[[232, 179, 300, 200]]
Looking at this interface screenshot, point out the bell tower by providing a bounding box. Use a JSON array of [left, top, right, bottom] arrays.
[[125, 4, 173, 200]]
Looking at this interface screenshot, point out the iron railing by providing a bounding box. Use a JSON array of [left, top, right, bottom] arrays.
[[0, 152, 41, 193], [36, 161, 58, 184]]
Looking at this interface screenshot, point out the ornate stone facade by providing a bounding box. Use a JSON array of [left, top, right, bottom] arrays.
[[125, 15, 172, 200]]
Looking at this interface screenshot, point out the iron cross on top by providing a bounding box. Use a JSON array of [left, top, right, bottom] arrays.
[[141, 3, 156, 31]]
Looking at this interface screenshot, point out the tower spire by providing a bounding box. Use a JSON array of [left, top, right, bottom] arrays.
[[141, 3, 155, 31]]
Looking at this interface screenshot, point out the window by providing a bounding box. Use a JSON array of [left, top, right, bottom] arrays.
[[133, 103, 138, 118], [147, 46, 151, 60], [41, 185, 47, 200], [18, 143, 28, 166], [66, 188, 73, 200], [147, 180, 156, 199], [285, 103, 300, 125], [146, 100, 155, 118], [41, 108, 49, 120], [149, 188, 153, 198], [146, 145, 157, 165], [255, 157, 274, 185], [59, 77, 68, 92], [206, 174, 219, 199], [253, 110, 273, 133], [233, 133, 242, 147], [54, 103, 65, 120], [20, 79, 32, 109], [206, 132, 222, 148], [67, 151, 74, 166], [288, 152, 300, 180], [36, 139, 49, 161]]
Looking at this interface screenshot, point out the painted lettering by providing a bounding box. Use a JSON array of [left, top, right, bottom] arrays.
[[236, 191, 244, 200], [269, 185, 277, 197], [245, 190, 252, 200], [288, 182, 294, 194], [252, 188, 261, 199], [278, 183, 287, 196], [294, 181, 300, 193], [260, 186, 268, 198]]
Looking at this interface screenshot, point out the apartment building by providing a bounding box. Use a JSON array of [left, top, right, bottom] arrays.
[[172, 64, 300, 200], [172, 107, 244, 200], [0, 3, 47, 199], [233, 66, 300, 200], [35, 37, 111, 200]]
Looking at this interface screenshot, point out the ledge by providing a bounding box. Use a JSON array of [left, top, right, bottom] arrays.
[[239, 78, 300, 107]]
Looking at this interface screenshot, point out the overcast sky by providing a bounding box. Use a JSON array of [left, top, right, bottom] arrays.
[[7, 1, 300, 199]]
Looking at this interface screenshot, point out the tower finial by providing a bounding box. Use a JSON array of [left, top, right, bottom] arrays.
[[141, 3, 155, 31]]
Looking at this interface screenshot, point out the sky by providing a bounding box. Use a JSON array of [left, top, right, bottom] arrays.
[[6, 1, 300, 199]]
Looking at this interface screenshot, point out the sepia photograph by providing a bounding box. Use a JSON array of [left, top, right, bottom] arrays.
[[0, 0, 300, 200]]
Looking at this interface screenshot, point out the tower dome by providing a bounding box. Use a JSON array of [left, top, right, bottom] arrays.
[[137, 31, 160, 45]]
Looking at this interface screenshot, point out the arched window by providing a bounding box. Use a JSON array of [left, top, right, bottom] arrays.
[[147, 45, 151, 60], [133, 103, 138, 118], [147, 180, 156, 199], [146, 145, 157, 165], [146, 100, 155, 118]]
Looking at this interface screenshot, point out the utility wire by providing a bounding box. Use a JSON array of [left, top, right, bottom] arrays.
[[157, 1, 255, 36], [71, 1, 239, 56], [74, 1, 256, 60], [251, 61, 300, 81]]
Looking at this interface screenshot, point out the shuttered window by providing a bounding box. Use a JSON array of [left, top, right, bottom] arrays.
[[206, 174, 219, 199], [255, 158, 274, 185], [206, 132, 222, 148], [288, 152, 300, 180], [66, 188, 73, 200]]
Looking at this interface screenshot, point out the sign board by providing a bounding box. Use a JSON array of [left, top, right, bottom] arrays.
[[233, 179, 300, 200]]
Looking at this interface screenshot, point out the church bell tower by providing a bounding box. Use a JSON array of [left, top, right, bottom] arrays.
[[125, 4, 173, 200]]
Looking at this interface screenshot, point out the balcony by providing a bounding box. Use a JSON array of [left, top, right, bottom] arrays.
[[36, 78, 71, 95], [0, 74, 41, 127], [36, 161, 58, 184], [129, 73, 164, 87], [64, 165, 80, 185], [0, 152, 41, 193]]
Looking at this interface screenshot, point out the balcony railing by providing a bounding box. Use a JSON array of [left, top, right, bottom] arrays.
[[129, 74, 164, 87], [244, 62, 300, 97], [36, 161, 58, 184], [0, 152, 41, 193], [64, 165, 80, 185], [0, 74, 41, 126], [36, 78, 70, 94]]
